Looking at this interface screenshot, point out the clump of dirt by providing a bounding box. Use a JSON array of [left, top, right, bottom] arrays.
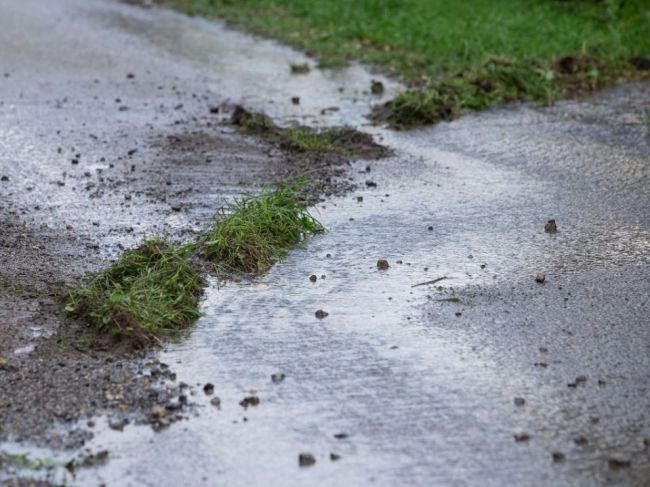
[[230, 105, 390, 197]]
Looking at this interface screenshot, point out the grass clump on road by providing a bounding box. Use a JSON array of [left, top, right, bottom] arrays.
[[163, 0, 650, 128], [202, 184, 324, 273], [65, 239, 203, 343], [66, 186, 324, 342], [231, 105, 359, 153]]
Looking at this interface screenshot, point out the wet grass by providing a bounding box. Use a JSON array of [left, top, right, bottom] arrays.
[[66, 186, 323, 343], [161, 0, 650, 128], [65, 239, 204, 343], [290, 62, 310, 74], [231, 105, 353, 153], [202, 184, 324, 273]]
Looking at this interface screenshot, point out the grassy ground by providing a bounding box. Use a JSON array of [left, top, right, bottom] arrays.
[[162, 0, 650, 127], [66, 186, 322, 343]]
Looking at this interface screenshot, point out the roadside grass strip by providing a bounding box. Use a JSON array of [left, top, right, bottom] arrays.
[[162, 0, 650, 128]]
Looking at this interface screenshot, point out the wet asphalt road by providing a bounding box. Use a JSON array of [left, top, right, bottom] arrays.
[[1, 0, 649, 486]]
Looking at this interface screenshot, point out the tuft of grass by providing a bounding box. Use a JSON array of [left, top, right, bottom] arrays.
[[439, 297, 461, 303], [376, 55, 637, 128], [202, 184, 324, 273], [231, 105, 360, 153], [290, 62, 310, 74], [65, 239, 204, 343]]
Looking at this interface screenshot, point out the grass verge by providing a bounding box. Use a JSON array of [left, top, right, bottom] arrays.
[[65, 185, 323, 343], [159, 0, 650, 128]]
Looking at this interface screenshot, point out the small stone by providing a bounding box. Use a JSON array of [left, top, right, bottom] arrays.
[[545, 219, 557, 233], [575, 375, 587, 384], [315, 309, 329, 319], [203, 383, 214, 395], [365, 180, 377, 188], [514, 432, 530, 442], [291, 96, 300, 105], [608, 457, 631, 469], [370, 80, 384, 94], [171, 205, 181, 212], [377, 259, 389, 270], [535, 272, 545, 283], [299, 453, 316, 467], [514, 397, 525, 406], [71, 158, 79, 165], [210, 397, 221, 408], [126, 73, 135, 79], [574, 436, 588, 446], [333, 433, 348, 439], [330, 453, 341, 461], [356, 196, 363, 202], [239, 395, 260, 409], [151, 406, 167, 418], [309, 275, 317, 282], [0, 175, 8, 181], [271, 372, 285, 384], [427, 226, 433, 231], [552, 452, 565, 463], [108, 417, 128, 431]]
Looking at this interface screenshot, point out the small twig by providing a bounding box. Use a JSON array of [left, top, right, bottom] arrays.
[[411, 276, 448, 288]]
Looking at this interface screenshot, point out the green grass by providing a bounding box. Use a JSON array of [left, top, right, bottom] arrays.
[[66, 187, 323, 342], [290, 62, 311, 74], [65, 239, 204, 343], [231, 105, 353, 152], [202, 184, 324, 273], [162, 0, 650, 127]]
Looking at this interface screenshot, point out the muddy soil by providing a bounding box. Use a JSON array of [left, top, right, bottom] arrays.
[[0, 0, 386, 457]]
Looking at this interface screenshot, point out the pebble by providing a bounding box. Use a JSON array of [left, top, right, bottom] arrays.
[[377, 259, 389, 270], [535, 272, 545, 283], [271, 373, 286, 384], [203, 383, 214, 395], [210, 396, 221, 408], [514, 432, 530, 442], [545, 219, 557, 233], [239, 395, 260, 409], [514, 397, 525, 406], [315, 309, 329, 319], [309, 274, 317, 282], [299, 453, 316, 467]]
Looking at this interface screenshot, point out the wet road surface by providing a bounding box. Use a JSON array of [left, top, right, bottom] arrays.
[[1, 0, 649, 485]]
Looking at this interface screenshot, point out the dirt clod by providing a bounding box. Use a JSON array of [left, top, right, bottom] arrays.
[[371, 80, 384, 95]]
